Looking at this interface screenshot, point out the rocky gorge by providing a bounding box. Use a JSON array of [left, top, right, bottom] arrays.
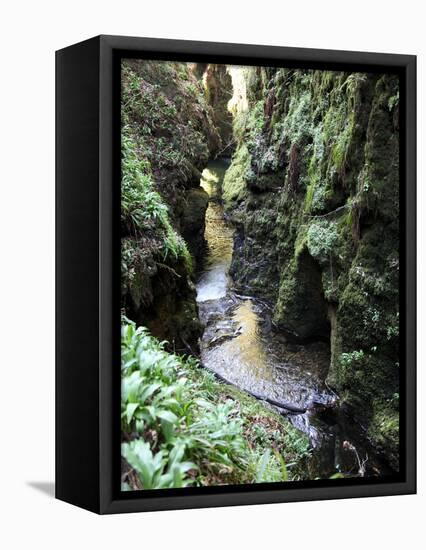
[[120, 58, 400, 485]]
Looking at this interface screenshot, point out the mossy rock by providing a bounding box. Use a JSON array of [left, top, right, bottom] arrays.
[[223, 144, 251, 207], [224, 66, 400, 465], [181, 187, 209, 261], [274, 250, 330, 341]]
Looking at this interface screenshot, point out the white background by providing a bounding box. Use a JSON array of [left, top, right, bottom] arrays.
[[0, 1, 423, 548]]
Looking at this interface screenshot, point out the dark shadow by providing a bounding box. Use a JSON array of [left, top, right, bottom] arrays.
[[27, 481, 55, 498]]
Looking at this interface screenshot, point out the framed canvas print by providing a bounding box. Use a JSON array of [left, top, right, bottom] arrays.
[[56, 35, 416, 514]]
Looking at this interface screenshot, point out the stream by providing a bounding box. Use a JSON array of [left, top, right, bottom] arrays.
[[195, 159, 394, 480]]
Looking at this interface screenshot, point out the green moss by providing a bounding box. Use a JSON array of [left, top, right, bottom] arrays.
[[248, 100, 266, 133], [330, 111, 355, 173], [281, 89, 313, 145], [293, 225, 309, 258], [225, 67, 400, 464], [274, 248, 330, 341], [121, 132, 192, 272], [121, 60, 220, 348], [356, 75, 400, 220], [304, 180, 315, 212], [368, 404, 399, 470], [223, 144, 251, 207], [122, 60, 220, 187]]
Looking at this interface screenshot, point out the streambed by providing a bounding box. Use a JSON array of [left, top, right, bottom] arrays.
[[195, 159, 394, 479]]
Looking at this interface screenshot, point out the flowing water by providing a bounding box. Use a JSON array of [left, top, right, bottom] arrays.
[[196, 159, 394, 479]]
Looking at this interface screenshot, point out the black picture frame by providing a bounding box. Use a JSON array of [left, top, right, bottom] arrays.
[[56, 35, 416, 514]]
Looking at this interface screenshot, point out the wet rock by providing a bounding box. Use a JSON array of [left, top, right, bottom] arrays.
[[203, 64, 234, 156], [181, 187, 209, 263]]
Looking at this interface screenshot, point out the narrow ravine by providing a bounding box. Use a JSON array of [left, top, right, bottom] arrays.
[[121, 60, 400, 490], [196, 160, 394, 479]]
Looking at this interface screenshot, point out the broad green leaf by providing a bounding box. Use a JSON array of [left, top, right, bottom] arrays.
[[273, 450, 288, 481], [126, 403, 139, 424], [139, 382, 162, 403], [156, 410, 178, 424]]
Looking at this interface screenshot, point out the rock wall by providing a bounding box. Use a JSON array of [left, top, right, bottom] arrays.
[[202, 64, 234, 156], [121, 59, 220, 351], [223, 67, 400, 467]]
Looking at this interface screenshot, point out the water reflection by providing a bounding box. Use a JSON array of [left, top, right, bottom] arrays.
[[196, 163, 234, 303]]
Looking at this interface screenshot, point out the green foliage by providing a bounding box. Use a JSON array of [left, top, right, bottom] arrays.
[[231, 99, 266, 149], [388, 91, 399, 111], [248, 100, 266, 133], [121, 132, 192, 271], [282, 90, 313, 145], [119, 58, 224, 299], [304, 175, 331, 213], [341, 73, 367, 97], [307, 220, 339, 263], [121, 61, 213, 178], [368, 401, 399, 467], [186, 82, 199, 97], [122, 439, 196, 489], [254, 449, 288, 483], [386, 312, 399, 340], [121, 319, 308, 489], [339, 349, 365, 370], [121, 134, 163, 232]]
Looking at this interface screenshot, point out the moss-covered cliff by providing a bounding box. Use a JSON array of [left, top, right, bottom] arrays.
[[223, 67, 400, 467], [121, 60, 221, 351]]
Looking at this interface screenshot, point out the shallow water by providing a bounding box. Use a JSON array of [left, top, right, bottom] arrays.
[[196, 162, 234, 303], [195, 159, 394, 479]]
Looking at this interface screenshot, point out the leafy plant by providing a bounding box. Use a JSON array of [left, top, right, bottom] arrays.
[[121, 132, 192, 271], [307, 220, 339, 263], [121, 319, 307, 490], [122, 439, 196, 489], [339, 349, 366, 375]]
